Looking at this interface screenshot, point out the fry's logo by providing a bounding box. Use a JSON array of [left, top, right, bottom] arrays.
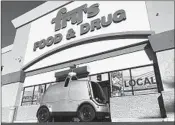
[[51, 3, 100, 32], [33, 3, 126, 52]]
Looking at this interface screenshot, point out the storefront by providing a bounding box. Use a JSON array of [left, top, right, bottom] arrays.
[[1, 1, 174, 123]]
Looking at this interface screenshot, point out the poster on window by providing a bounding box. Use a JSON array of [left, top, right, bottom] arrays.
[[110, 71, 124, 97], [22, 85, 45, 105]]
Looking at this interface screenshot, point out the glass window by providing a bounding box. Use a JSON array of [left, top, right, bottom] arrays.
[[91, 82, 106, 103], [131, 66, 157, 93], [122, 70, 133, 96], [22, 87, 34, 105], [110, 70, 130, 97], [110, 65, 158, 97], [21, 83, 53, 106], [33, 85, 45, 104]]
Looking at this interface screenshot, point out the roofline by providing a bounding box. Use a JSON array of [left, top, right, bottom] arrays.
[[11, 1, 72, 29]]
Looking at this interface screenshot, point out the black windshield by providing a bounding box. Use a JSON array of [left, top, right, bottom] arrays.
[[91, 82, 106, 103]]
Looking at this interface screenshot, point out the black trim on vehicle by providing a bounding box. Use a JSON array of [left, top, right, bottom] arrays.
[[96, 112, 110, 119], [51, 112, 77, 117]]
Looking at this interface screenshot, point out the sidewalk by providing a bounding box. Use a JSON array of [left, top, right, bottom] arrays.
[[112, 117, 174, 122]]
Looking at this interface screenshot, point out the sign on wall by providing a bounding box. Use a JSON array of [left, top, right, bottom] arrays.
[[33, 3, 127, 52], [23, 1, 150, 71]]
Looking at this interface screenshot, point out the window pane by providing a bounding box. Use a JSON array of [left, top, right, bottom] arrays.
[[33, 85, 45, 103], [110, 70, 130, 97], [131, 66, 158, 94], [122, 70, 132, 92], [91, 82, 106, 103], [22, 87, 34, 103], [22, 83, 51, 106]]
